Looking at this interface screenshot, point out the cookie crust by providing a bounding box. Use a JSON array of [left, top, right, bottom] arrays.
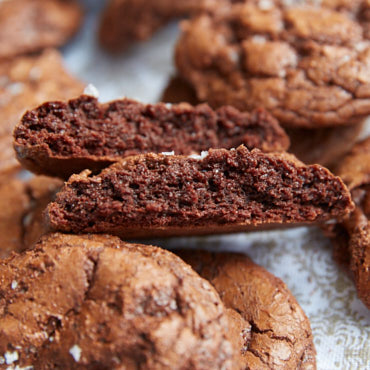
[[176, 0, 370, 128], [178, 250, 316, 369], [0, 233, 236, 369]]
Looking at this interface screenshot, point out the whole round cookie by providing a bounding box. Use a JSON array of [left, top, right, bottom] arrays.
[[178, 250, 316, 369], [0, 233, 236, 369], [176, 0, 370, 128]]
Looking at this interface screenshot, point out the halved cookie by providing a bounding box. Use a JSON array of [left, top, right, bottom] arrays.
[[47, 146, 353, 238], [14, 95, 289, 179]]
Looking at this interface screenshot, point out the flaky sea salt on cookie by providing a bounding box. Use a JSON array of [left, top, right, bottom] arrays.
[[47, 146, 353, 238]]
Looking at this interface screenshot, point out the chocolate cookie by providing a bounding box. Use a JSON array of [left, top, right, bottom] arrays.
[[0, 233, 236, 369], [98, 0, 224, 53], [47, 146, 353, 239], [178, 250, 316, 369], [160, 75, 365, 168], [329, 137, 370, 307], [0, 176, 62, 259], [14, 94, 289, 179], [0, 49, 84, 176], [0, 0, 82, 60], [175, 0, 370, 128]]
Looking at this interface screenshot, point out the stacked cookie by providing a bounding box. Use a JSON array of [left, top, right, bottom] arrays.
[[0, 0, 369, 368]]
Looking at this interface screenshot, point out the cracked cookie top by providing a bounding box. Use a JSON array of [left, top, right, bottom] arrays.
[[0, 233, 236, 369], [176, 0, 370, 128], [178, 250, 316, 369]]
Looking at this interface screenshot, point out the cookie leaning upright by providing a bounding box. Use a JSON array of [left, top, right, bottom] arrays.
[[329, 138, 370, 308], [0, 49, 84, 177], [0, 0, 82, 60], [0, 233, 236, 369], [178, 250, 316, 369], [46, 146, 354, 238], [176, 0, 370, 128]]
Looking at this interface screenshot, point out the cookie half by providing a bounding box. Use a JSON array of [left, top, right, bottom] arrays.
[[47, 145, 353, 238], [178, 250, 317, 369], [176, 0, 370, 128], [14, 95, 289, 179], [0, 233, 236, 369]]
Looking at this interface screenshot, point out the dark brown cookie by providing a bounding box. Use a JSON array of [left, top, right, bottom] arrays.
[[0, 176, 62, 259], [98, 0, 224, 53], [47, 145, 353, 239], [0, 49, 84, 177], [328, 137, 370, 308], [176, 0, 370, 128], [178, 250, 316, 369], [14, 94, 289, 179], [0, 233, 236, 369], [0, 0, 82, 60]]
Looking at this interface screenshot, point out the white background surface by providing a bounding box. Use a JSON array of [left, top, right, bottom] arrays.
[[62, 1, 370, 368]]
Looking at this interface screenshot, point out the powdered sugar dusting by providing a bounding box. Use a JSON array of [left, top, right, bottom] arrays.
[[161, 151, 175, 156]]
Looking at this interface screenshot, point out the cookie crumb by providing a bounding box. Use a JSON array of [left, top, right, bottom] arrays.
[[83, 84, 99, 99], [69, 345, 82, 362]]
